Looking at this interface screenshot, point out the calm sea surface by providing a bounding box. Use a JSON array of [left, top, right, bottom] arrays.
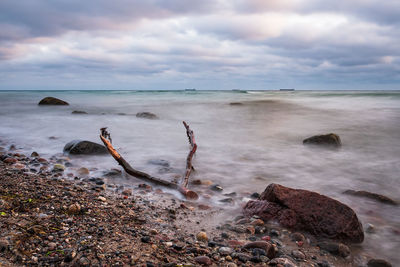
[[0, 90, 399, 262]]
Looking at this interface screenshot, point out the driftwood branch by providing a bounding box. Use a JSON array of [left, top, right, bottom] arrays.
[[182, 121, 197, 188], [99, 127, 199, 200]]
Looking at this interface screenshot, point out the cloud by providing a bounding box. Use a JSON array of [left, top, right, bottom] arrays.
[[0, 0, 399, 90]]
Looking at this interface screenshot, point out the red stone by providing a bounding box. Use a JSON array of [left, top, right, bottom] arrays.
[[3, 157, 17, 164], [243, 183, 364, 243]]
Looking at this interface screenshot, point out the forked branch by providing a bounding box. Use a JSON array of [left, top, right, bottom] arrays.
[[99, 126, 199, 199]]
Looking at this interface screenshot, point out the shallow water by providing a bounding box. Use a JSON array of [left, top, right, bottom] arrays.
[[1, 90, 399, 262]]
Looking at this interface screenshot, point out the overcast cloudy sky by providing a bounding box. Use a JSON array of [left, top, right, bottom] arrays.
[[0, 0, 399, 90]]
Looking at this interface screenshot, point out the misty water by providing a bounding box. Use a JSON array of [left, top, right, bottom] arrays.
[[0, 90, 399, 262]]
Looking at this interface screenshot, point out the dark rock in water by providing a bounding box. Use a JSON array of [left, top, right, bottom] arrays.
[[102, 168, 122, 177], [136, 112, 158, 119], [147, 159, 170, 167], [317, 241, 350, 257], [243, 183, 364, 243], [367, 259, 392, 267], [250, 192, 260, 199], [343, 190, 398, 205], [31, 151, 39, 158], [72, 110, 87, 114], [38, 97, 69, 105], [230, 102, 243, 105], [63, 140, 107, 155], [219, 198, 234, 203], [303, 133, 341, 148], [210, 184, 223, 192]]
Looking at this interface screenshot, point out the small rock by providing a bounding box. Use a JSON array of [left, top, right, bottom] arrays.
[[147, 159, 170, 167], [366, 223, 376, 233], [77, 167, 90, 176], [79, 256, 90, 266], [195, 256, 212, 265], [290, 232, 305, 242], [318, 241, 350, 257], [303, 133, 341, 148], [68, 203, 81, 214], [367, 259, 392, 267], [292, 250, 306, 260], [31, 151, 39, 157], [53, 164, 65, 172], [122, 189, 132, 196], [196, 231, 208, 242], [243, 241, 276, 259], [72, 110, 88, 114], [48, 242, 57, 250], [136, 112, 158, 119], [226, 263, 237, 267], [210, 184, 223, 192], [269, 257, 297, 267], [141, 236, 151, 243], [3, 157, 17, 164], [98, 196, 107, 202], [219, 246, 233, 256], [251, 219, 264, 226], [219, 198, 233, 203]]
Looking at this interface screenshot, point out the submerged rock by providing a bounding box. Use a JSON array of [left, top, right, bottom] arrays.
[[243, 183, 364, 243], [343, 190, 398, 205], [63, 140, 107, 155], [367, 259, 392, 267], [38, 97, 69, 105], [72, 110, 88, 114], [136, 112, 158, 119], [303, 133, 341, 148]]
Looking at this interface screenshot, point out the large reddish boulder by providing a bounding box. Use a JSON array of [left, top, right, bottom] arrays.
[[243, 184, 364, 243]]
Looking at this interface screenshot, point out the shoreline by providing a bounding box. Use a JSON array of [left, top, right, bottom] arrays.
[[0, 141, 393, 266]]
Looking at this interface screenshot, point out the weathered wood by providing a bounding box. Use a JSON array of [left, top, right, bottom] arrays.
[[99, 127, 198, 199], [182, 121, 197, 188]]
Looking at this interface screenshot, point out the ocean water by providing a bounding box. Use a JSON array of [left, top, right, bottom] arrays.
[[0, 90, 399, 262]]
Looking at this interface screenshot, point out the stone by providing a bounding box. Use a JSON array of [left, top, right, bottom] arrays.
[[48, 242, 57, 250], [194, 256, 212, 265], [3, 157, 17, 164], [79, 256, 90, 266], [136, 112, 158, 119], [63, 140, 107, 155], [243, 183, 364, 243], [98, 196, 106, 202], [38, 97, 69, 105], [210, 184, 223, 192], [303, 133, 341, 148], [31, 151, 39, 157], [219, 247, 233, 256], [291, 250, 305, 260], [367, 259, 392, 267], [147, 159, 170, 167], [196, 231, 208, 242], [242, 241, 276, 259], [269, 257, 298, 267], [251, 219, 264, 226], [77, 167, 90, 176], [317, 241, 350, 257], [68, 203, 81, 214], [53, 164, 65, 172], [122, 189, 132, 196], [72, 110, 88, 114], [290, 232, 305, 242], [343, 190, 398, 205]]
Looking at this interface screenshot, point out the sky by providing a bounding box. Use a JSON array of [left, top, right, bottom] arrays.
[[0, 0, 399, 90]]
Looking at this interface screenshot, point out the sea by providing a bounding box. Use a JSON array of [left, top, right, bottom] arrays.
[[0, 90, 399, 262]]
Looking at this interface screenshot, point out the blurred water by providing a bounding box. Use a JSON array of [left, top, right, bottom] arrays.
[[0, 90, 399, 262]]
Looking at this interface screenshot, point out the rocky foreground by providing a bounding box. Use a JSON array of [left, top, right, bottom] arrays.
[[0, 147, 393, 266]]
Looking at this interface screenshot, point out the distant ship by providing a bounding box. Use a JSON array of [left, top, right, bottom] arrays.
[[279, 88, 295, 91], [185, 88, 196, 91]]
